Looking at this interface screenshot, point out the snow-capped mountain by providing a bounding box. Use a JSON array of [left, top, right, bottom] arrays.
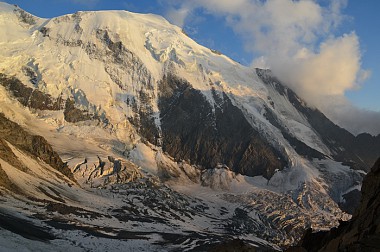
[[0, 3, 379, 251]]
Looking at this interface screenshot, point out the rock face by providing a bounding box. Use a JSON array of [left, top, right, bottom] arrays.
[[0, 73, 62, 110], [0, 162, 21, 194], [297, 158, 380, 251], [0, 113, 73, 180], [63, 99, 93, 123], [158, 74, 287, 179], [0, 74, 98, 123]]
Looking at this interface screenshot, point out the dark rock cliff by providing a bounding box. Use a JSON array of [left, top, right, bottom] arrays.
[[295, 158, 380, 251], [0, 74, 99, 123], [158, 74, 287, 179], [63, 99, 93, 123], [0, 113, 74, 181], [0, 73, 62, 110]]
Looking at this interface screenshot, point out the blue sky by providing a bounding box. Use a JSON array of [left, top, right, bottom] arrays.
[[4, 0, 380, 114], [343, 1, 380, 111]]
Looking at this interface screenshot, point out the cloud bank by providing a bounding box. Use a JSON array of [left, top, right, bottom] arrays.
[[164, 0, 378, 135]]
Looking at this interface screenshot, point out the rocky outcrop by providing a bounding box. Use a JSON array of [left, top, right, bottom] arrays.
[[158, 74, 287, 179], [0, 73, 62, 110], [0, 163, 22, 194], [63, 99, 93, 123], [0, 74, 99, 123], [13, 7, 36, 25], [295, 158, 380, 251], [128, 89, 160, 146], [0, 113, 74, 180], [0, 138, 28, 173]]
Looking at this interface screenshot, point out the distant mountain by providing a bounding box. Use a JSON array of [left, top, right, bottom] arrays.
[[0, 2, 378, 251]]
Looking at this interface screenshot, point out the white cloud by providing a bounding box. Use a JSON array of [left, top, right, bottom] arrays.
[[163, 0, 378, 135], [251, 56, 269, 69], [166, 7, 190, 27], [271, 33, 361, 99], [320, 96, 380, 135]]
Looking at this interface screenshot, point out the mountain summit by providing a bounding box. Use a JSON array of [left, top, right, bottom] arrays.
[[0, 3, 379, 250]]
